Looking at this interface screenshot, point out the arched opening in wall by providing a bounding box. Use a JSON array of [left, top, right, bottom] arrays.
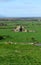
[[19, 26, 23, 32]]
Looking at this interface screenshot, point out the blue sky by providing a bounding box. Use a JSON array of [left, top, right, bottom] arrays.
[[0, 0, 41, 17]]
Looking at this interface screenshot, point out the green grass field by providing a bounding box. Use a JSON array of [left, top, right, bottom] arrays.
[[0, 20, 41, 65], [0, 44, 41, 65]]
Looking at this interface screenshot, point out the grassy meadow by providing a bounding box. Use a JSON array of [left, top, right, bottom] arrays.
[[0, 20, 41, 65]]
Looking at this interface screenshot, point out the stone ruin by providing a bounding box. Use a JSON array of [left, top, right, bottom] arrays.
[[14, 25, 27, 32], [12, 25, 36, 32]]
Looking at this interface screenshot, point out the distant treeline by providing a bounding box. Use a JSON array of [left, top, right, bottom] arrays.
[[0, 17, 41, 21]]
